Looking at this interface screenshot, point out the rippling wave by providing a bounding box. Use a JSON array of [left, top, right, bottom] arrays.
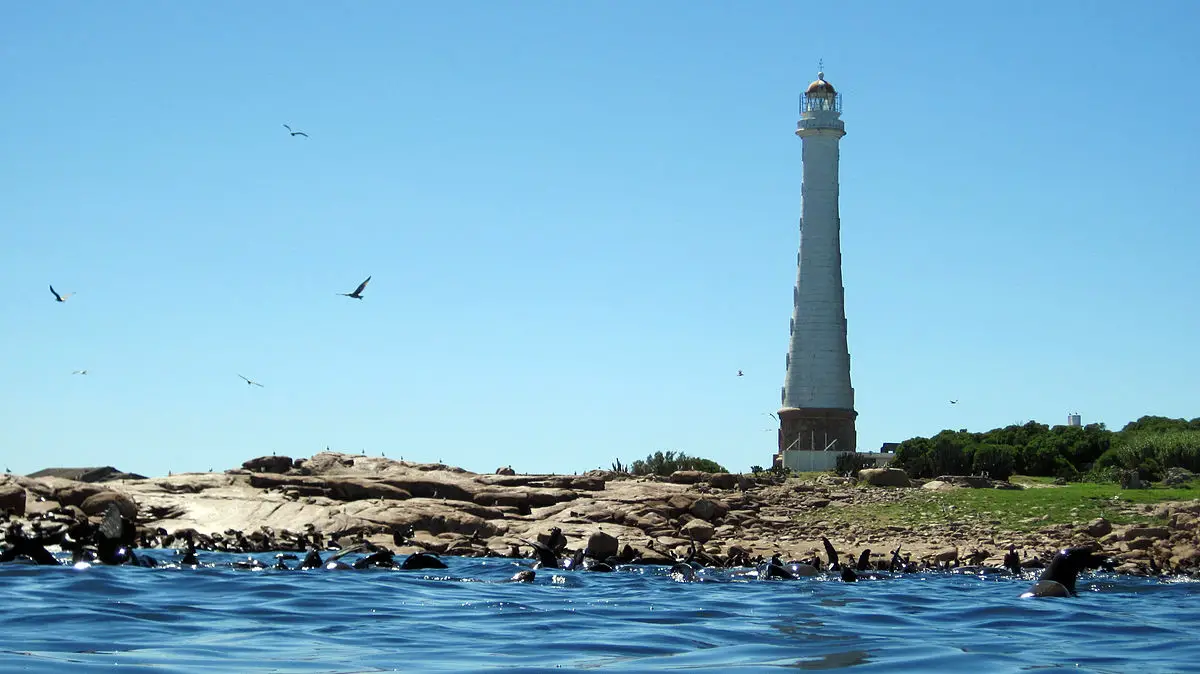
[[1, 554, 1197, 672]]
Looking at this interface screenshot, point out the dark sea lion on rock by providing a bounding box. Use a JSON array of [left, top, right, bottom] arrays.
[[401, 551, 447, 570], [353, 549, 397, 569], [1020, 547, 1109, 598]]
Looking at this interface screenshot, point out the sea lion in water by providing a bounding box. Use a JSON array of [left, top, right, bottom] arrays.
[[1020, 547, 1108, 598], [401, 551, 447, 570]]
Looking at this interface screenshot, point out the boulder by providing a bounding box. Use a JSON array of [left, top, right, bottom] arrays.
[[0, 484, 25, 515], [931, 547, 958, 563], [921, 480, 956, 491], [689, 498, 728, 522], [242, 456, 294, 473], [1123, 526, 1169, 541], [858, 468, 912, 488], [1085, 518, 1113, 538], [668, 471, 705, 485], [681, 518, 715, 543], [1164, 467, 1195, 486], [666, 494, 694, 514], [80, 491, 138, 519], [52, 482, 110, 508], [707, 473, 739, 490], [586, 531, 619, 559]]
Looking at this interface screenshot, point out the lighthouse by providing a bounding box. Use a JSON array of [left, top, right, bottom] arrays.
[[777, 71, 857, 461]]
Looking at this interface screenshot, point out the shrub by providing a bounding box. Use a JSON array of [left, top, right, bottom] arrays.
[[835, 452, 876, 476], [627, 450, 728, 477], [969, 443, 1016, 481]]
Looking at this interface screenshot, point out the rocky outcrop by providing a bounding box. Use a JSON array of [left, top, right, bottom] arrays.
[[243, 456, 294, 474], [4, 452, 1199, 578]]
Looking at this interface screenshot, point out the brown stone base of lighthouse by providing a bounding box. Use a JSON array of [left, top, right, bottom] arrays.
[[775, 407, 857, 461]]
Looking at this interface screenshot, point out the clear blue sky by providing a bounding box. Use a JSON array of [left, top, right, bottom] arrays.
[[3, 1, 1198, 478]]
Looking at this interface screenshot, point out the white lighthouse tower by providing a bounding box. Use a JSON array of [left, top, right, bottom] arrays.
[[777, 71, 857, 460]]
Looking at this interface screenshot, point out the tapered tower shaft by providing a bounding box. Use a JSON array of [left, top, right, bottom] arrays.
[[778, 72, 857, 457]]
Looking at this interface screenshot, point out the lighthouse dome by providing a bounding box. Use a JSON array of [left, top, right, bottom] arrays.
[[805, 72, 836, 96]]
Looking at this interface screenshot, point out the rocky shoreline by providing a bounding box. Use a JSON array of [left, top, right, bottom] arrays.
[[2, 452, 1198, 576]]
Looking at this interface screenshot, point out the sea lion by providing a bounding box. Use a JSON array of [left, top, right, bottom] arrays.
[[400, 551, 447, 570], [1020, 547, 1108, 598]]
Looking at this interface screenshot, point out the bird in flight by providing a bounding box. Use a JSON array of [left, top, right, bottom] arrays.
[[72, 370, 88, 375], [737, 370, 744, 377], [950, 399, 959, 404], [49, 285, 74, 302], [339, 276, 371, 300], [283, 124, 309, 138], [238, 374, 265, 387]]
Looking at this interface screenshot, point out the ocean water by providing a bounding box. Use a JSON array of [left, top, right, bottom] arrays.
[[1, 553, 1197, 673]]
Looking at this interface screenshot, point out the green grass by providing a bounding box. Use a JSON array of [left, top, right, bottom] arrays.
[[795, 478, 1199, 533]]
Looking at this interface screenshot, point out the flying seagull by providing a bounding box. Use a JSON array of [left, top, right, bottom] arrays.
[[737, 370, 744, 377], [339, 276, 371, 300], [238, 374, 265, 387], [72, 370, 88, 375], [950, 399, 959, 404], [49, 285, 74, 302], [283, 124, 309, 138]]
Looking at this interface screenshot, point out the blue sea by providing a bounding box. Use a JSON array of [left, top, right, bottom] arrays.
[[1, 553, 1197, 673]]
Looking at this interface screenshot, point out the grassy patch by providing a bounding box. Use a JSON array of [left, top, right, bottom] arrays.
[[796, 480, 1199, 533]]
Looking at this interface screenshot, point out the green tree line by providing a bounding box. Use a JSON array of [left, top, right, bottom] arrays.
[[892, 415, 1200, 482], [613, 450, 727, 477]]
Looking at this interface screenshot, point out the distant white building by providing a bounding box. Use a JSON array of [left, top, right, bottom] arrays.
[[1067, 412, 1082, 427]]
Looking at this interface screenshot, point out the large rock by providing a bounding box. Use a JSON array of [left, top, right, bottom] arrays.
[[242, 456, 294, 473], [586, 531, 619, 559], [707, 473, 739, 490], [325, 477, 412, 501], [681, 518, 715, 543], [51, 482, 110, 508], [668, 471, 706, 485], [0, 483, 25, 515], [859, 468, 912, 488], [80, 491, 138, 519], [1086, 518, 1113, 537], [689, 498, 728, 522]]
